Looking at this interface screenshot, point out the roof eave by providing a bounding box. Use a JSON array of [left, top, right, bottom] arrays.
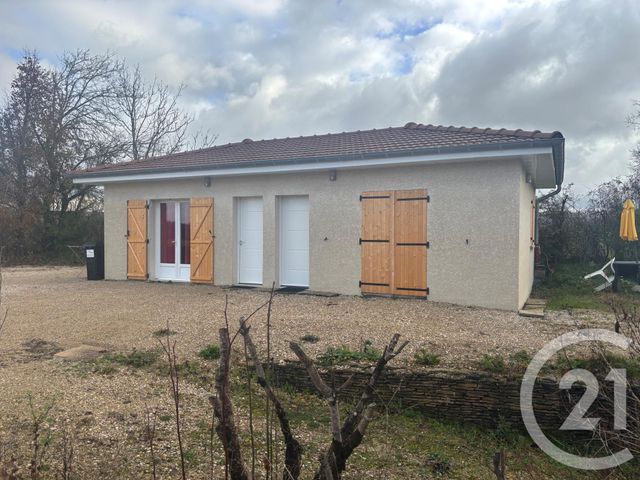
[[71, 138, 562, 183]]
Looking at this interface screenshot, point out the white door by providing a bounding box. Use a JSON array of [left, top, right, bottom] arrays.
[[280, 196, 309, 287], [237, 197, 263, 284], [155, 200, 191, 282]]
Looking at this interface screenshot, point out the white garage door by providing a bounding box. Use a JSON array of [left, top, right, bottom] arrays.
[[280, 196, 309, 287], [237, 197, 263, 285]]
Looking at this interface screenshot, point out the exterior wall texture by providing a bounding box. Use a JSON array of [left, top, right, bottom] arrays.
[[517, 172, 536, 309], [104, 158, 528, 310]]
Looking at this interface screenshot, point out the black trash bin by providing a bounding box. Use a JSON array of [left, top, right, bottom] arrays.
[[84, 242, 104, 280]]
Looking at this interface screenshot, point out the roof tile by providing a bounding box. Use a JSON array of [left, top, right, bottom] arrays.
[[75, 123, 563, 177]]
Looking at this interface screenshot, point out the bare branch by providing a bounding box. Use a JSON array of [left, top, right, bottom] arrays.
[[241, 320, 302, 480], [211, 327, 250, 480]]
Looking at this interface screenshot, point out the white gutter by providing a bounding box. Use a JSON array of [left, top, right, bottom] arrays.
[[73, 147, 553, 185]]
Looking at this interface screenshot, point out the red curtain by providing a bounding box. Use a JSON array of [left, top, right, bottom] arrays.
[[180, 202, 190, 264], [160, 202, 175, 263]]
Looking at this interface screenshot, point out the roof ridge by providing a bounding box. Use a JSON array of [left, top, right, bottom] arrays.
[[403, 122, 561, 139]]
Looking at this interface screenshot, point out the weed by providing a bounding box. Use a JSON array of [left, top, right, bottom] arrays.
[[317, 344, 380, 366], [510, 350, 532, 365], [479, 354, 506, 374], [493, 416, 521, 447], [198, 344, 220, 361], [106, 350, 159, 368], [414, 349, 441, 366], [551, 352, 640, 379], [153, 328, 177, 337], [300, 334, 320, 343], [425, 452, 452, 475], [92, 362, 117, 375]]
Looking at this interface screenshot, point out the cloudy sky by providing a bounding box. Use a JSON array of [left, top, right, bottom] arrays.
[[1, 0, 639, 194]]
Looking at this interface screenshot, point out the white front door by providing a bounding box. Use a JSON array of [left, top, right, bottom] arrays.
[[237, 197, 263, 284], [155, 200, 191, 282], [279, 196, 309, 287]]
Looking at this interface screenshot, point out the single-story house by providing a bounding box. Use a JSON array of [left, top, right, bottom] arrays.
[[72, 123, 565, 311]]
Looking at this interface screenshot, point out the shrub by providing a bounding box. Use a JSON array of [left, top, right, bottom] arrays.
[[198, 344, 221, 361], [479, 354, 506, 374], [414, 349, 441, 366]]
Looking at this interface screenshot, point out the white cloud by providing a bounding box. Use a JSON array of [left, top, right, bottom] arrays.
[[1, 0, 639, 191], [0, 52, 17, 93]]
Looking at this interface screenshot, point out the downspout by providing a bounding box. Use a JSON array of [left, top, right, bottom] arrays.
[[534, 184, 561, 244], [534, 134, 565, 245]]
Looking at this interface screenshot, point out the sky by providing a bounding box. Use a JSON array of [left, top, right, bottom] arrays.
[[1, 0, 639, 195]]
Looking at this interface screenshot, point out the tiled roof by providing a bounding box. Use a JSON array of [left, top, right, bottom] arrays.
[[73, 123, 564, 177]]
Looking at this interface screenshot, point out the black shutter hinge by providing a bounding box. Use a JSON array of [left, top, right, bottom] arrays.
[[359, 238, 362, 245], [426, 195, 430, 202], [146, 273, 149, 279], [426, 241, 430, 249], [426, 287, 430, 295], [146, 239, 149, 244], [359, 280, 362, 287]]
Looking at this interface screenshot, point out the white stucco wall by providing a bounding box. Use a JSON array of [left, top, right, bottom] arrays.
[[517, 170, 536, 309], [103, 158, 529, 310]]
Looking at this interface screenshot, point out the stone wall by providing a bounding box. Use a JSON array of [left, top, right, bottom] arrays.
[[270, 361, 637, 431]]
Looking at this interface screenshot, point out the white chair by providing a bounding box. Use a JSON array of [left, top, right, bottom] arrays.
[[583, 258, 616, 292]]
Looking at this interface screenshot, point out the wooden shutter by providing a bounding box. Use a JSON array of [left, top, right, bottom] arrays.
[[393, 189, 428, 297], [360, 189, 428, 297], [360, 192, 393, 294], [127, 200, 148, 280], [190, 198, 214, 284]]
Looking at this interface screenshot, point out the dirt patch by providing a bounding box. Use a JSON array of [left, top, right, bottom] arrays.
[[22, 338, 62, 360], [54, 344, 108, 361]]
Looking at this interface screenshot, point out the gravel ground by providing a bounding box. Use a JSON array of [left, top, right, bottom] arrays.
[[1, 266, 613, 369], [0, 266, 617, 479]]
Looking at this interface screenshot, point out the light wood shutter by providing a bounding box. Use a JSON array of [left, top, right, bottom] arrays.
[[127, 200, 148, 280], [190, 198, 214, 284], [360, 192, 393, 294], [360, 189, 428, 297], [393, 189, 428, 296]]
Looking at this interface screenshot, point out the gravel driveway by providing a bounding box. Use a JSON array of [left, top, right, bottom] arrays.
[[0, 266, 613, 369], [0, 266, 617, 479]]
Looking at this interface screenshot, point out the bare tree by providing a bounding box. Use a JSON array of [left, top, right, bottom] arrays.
[[627, 99, 640, 172], [0, 50, 217, 263], [110, 64, 216, 162], [34, 50, 121, 218]]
